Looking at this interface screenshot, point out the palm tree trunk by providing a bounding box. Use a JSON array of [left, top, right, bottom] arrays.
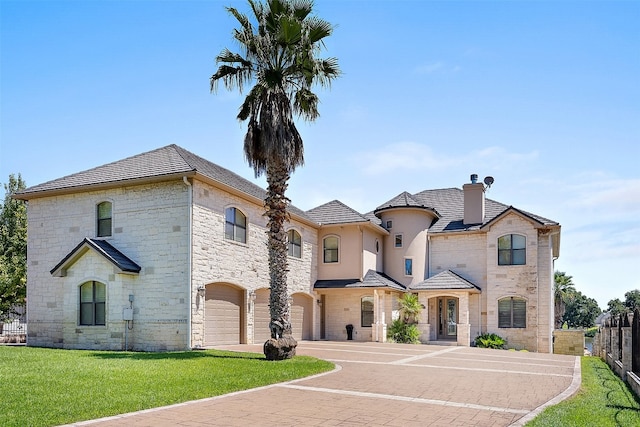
[[263, 160, 297, 360]]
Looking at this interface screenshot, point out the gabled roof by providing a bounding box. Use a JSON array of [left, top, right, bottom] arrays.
[[375, 191, 440, 217], [51, 238, 141, 277], [314, 270, 406, 291], [306, 200, 371, 225], [408, 188, 558, 233], [410, 270, 481, 292], [16, 144, 313, 222]]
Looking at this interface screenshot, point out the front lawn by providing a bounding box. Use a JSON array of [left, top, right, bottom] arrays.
[[0, 346, 333, 427], [526, 356, 640, 426]]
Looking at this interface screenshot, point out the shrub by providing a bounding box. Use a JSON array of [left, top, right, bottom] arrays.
[[584, 326, 598, 338], [475, 333, 505, 349], [387, 319, 421, 344]]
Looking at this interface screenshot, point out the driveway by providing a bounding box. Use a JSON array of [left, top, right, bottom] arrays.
[[65, 341, 580, 427]]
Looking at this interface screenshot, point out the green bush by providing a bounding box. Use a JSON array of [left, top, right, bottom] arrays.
[[584, 326, 598, 338], [387, 319, 421, 344], [474, 333, 505, 349]]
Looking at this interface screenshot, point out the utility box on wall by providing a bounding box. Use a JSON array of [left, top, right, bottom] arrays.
[[123, 308, 133, 321]]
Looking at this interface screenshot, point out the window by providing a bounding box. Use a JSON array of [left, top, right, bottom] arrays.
[[225, 207, 247, 243], [287, 229, 302, 258], [404, 258, 413, 276], [323, 236, 339, 263], [498, 234, 526, 265], [386, 220, 393, 229], [498, 297, 526, 328], [80, 281, 106, 326], [394, 234, 403, 248], [97, 202, 112, 237], [361, 296, 374, 327], [375, 239, 380, 253]]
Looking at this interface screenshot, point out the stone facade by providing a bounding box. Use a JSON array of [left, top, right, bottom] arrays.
[[19, 145, 559, 353]]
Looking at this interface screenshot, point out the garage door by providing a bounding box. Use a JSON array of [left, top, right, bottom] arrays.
[[291, 293, 312, 341], [253, 288, 271, 342], [204, 283, 243, 346]]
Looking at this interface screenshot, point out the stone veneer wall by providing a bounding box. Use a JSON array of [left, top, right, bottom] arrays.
[[27, 181, 191, 351], [189, 180, 317, 347], [553, 330, 585, 356]]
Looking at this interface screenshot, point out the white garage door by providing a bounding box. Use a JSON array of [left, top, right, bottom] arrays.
[[204, 283, 243, 346], [253, 288, 271, 343], [291, 293, 312, 341]]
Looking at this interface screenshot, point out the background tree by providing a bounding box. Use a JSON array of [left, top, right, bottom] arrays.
[[554, 271, 575, 328], [562, 290, 601, 328], [607, 298, 626, 317], [210, 0, 339, 360], [0, 174, 27, 326], [623, 289, 640, 312]]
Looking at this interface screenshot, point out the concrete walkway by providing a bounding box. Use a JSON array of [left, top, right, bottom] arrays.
[[64, 341, 580, 427]]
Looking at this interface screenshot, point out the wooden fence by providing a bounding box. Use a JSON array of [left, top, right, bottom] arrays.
[[593, 309, 640, 397]]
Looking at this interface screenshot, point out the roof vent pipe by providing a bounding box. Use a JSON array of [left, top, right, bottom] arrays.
[[470, 174, 478, 184]]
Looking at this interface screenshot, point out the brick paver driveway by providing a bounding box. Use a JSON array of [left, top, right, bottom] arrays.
[[65, 341, 580, 427]]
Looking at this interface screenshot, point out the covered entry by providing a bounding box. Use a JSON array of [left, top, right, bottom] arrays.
[[204, 283, 245, 345], [411, 270, 482, 346]]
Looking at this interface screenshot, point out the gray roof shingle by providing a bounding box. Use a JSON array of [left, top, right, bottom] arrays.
[[51, 238, 141, 276], [314, 269, 406, 291], [306, 200, 371, 225], [410, 270, 481, 292], [17, 144, 313, 222]]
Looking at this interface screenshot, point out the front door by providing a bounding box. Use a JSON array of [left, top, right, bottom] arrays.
[[438, 297, 458, 340]]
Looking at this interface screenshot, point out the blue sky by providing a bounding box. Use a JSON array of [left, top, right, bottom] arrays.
[[1, 0, 638, 309]]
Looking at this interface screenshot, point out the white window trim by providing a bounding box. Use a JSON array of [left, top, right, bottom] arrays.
[[287, 228, 303, 259], [404, 257, 413, 277], [394, 233, 403, 248]]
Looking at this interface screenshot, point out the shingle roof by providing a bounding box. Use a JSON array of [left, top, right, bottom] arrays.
[[51, 238, 141, 276], [16, 144, 313, 222], [375, 191, 440, 217], [410, 270, 481, 292], [314, 269, 406, 291], [306, 200, 370, 225]]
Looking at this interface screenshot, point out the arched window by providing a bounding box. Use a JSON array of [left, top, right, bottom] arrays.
[[225, 207, 247, 243], [323, 236, 339, 263], [498, 297, 526, 328], [96, 201, 112, 237], [80, 281, 106, 326], [361, 296, 374, 327], [498, 234, 526, 265], [287, 229, 302, 258]]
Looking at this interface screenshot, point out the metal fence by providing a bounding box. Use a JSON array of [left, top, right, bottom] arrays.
[[593, 309, 640, 397], [1, 304, 27, 344]]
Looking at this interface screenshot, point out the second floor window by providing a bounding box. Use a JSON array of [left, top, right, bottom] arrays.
[[225, 207, 246, 243], [498, 234, 526, 265], [287, 229, 302, 258], [395, 234, 403, 248], [323, 236, 339, 263], [404, 258, 413, 276], [97, 201, 112, 237]]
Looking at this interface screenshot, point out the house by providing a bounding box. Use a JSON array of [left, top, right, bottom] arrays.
[[16, 144, 560, 352]]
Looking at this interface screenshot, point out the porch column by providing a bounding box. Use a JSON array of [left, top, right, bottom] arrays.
[[418, 293, 430, 343], [457, 293, 471, 346]]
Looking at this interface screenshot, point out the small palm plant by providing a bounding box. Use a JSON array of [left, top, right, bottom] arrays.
[[388, 293, 422, 344]]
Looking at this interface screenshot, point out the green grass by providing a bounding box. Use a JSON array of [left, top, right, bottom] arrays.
[[0, 346, 333, 427], [526, 357, 640, 426]]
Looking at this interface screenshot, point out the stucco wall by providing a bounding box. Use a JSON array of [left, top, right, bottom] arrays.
[[316, 225, 363, 280], [378, 209, 434, 286]]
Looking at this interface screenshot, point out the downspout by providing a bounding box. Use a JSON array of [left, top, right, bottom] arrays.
[[183, 176, 193, 349], [358, 225, 364, 280]]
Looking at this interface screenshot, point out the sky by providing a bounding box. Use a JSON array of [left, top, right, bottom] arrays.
[[1, 0, 638, 309]]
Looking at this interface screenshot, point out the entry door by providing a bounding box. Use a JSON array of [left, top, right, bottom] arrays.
[[438, 297, 458, 340]]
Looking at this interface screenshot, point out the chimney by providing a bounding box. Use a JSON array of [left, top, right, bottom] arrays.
[[463, 174, 485, 225]]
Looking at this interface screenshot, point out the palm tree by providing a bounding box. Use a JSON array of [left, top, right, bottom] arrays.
[[210, 0, 339, 360], [554, 271, 575, 329]]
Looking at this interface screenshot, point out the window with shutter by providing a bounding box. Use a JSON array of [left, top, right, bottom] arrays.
[[498, 297, 526, 328]]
